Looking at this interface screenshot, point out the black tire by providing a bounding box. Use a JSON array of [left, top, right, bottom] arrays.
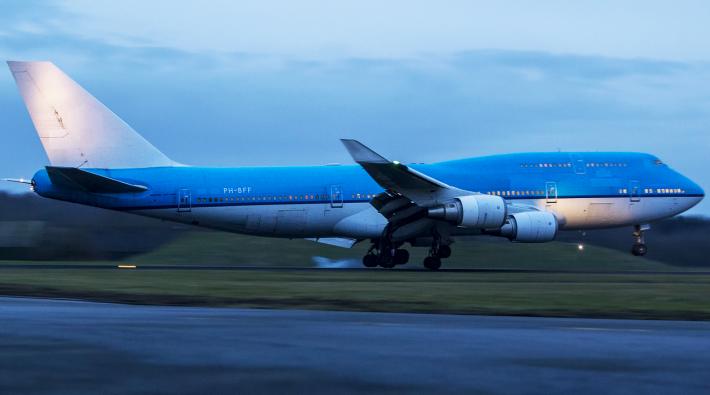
[[393, 249, 410, 265], [378, 254, 395, 268], [438, 245, 452, 259], [363, 254, 378, 268], [423, 256, 442, 270], [631, 243, 648, 256]]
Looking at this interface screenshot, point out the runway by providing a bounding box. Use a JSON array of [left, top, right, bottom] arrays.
[[0, 298, 709, 394], [1, 263, 709, 275]]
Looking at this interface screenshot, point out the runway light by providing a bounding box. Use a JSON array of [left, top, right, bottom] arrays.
[[577, 244, 585, 251], [117, 265, 137, 269]]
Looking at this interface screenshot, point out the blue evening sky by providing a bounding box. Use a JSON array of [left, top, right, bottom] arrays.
[[1, 0, 708, 214]]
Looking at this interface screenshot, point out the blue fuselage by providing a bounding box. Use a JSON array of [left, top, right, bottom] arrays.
[[31, 151, 704, 238]]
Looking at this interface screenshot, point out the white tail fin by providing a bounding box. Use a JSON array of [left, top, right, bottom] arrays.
[[7, 61, 176, 169]]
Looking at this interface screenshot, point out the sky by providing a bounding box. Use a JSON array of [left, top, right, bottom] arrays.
[[0, 0, 708, 214]]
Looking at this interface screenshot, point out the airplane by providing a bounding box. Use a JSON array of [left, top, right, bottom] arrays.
[[3, 61, 705, 270]]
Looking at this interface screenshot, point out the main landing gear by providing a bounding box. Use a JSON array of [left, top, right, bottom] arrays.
[[631, 224, 649, 256], [361, 233, 452, 270], [362, 245, 410, 269], [423, 241, 451, 270], [423, 256, 441, 270]]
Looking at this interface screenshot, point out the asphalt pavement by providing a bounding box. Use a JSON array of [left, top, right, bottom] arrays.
[[0, 297, 709, 394]]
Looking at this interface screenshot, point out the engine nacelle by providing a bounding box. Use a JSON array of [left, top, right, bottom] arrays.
[[428, 194, 506, 229], [499, 211, 558, 242]]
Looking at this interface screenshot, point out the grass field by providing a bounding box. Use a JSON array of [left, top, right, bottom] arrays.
[[1, 232, 709, 320], [131, 231, 693, 271], [1, 269, 709, 320]]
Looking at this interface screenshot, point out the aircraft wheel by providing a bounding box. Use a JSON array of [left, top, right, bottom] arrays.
[[378, 254, 395, 269], [393, 249, 409, 265], [438, 245, 452, 259], [362, 254, 378, 268], [631, 243, 648, 256], [423, 256, 442, 270]]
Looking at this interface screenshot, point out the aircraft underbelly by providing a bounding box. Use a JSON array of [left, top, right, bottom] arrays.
[[155, 203, 375, 237], [128, 196, 694, 238], [548, 198, 636, 229], [548, 196, 695, 230]]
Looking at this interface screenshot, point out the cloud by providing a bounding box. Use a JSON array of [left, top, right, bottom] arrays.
[[0, 2, 708, 214], [31, 0, 710, 62]]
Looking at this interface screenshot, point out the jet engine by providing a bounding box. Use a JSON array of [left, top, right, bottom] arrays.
[[427, 194, 507, 229], [498, 211, 558, 242]]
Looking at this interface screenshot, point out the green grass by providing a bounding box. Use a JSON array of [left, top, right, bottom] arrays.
[[0, 269, 708, 320], [127, 231, 683, 271], [2, 232, 709, 319]]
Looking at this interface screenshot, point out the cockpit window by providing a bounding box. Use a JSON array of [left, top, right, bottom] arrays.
[[654, 159, 664, 166]]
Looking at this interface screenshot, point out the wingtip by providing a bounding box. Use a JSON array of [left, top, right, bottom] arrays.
[[340, 139, 389, 164], [339, 138, 358, 144]]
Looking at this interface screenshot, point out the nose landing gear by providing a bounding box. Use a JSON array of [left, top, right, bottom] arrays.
[[631, 224, 650, 256]]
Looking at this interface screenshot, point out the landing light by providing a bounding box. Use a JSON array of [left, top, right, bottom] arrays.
[[117, 264, 137, 269], [577, 244, 584, 251]]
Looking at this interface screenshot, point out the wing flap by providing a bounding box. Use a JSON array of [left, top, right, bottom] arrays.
[[305, 237, 358, 248]]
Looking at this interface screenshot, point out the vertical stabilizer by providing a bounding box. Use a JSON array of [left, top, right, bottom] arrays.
[[7, 61, 176, 169]]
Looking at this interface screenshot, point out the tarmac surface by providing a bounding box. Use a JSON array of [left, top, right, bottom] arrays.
[[1, 263, 709, 275], [1, 297, 709, 394]]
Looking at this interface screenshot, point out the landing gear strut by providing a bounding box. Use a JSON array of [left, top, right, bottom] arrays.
[[631, 224, 649, 256], [422, 238, 450, 270]]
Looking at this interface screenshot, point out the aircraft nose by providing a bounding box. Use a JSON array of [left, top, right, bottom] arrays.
[[682, 176, 704, 210]]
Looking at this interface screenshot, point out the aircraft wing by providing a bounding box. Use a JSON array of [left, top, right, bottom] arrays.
[[340, 139, 469, 206]]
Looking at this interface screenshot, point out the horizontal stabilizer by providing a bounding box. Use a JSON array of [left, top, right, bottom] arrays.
[[46, 166, 147, 193]]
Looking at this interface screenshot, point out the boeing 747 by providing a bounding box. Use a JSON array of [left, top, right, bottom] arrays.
[[5, 61, 704, 269]]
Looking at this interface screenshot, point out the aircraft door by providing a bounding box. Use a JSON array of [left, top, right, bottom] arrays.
[[570, 154, 586, 174], [177, 188, 192, 212], [545, 182, 558, 203], [330, 185, 343, 208], [629, 180, 641, 202]]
